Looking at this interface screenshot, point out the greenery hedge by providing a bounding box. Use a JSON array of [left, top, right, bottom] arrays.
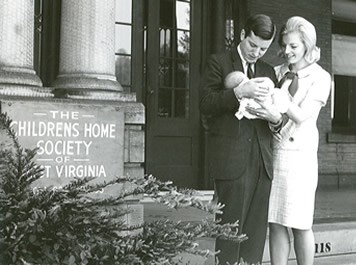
[[0, 113, 250, 265]]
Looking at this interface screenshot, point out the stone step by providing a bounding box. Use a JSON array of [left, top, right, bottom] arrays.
[[262, 221, 356, 263], [179, 245, 356, 265], [174, 221, 356, 265], [262, 253, 356, 265]]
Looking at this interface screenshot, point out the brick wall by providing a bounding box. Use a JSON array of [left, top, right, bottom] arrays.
[[123, 103, 145, 179]]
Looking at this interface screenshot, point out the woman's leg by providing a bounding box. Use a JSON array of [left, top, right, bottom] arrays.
[[292, 228, 315, 265], [269, 223, 291, 265]]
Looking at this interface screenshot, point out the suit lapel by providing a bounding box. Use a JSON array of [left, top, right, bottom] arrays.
[[254, 61, 260, 77], [231, 46, 244, 72]]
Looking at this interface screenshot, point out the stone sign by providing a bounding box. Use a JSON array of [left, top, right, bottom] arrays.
[[1, 99, 125, 197]]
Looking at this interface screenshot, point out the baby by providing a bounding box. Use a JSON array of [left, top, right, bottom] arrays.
[[224, 71, 290, 120]]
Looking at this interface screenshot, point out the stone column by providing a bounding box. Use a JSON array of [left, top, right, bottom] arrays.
[[52, 0, 125, 100], [0, 0, 50, 97]]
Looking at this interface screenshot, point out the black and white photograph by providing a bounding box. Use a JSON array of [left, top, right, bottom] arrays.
[[0, 0, 355, 264]]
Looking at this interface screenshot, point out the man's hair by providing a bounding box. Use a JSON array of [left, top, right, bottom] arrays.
[[244, 14, 277, 41]]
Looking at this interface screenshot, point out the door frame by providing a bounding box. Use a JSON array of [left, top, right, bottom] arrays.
[[144, 0, 203, 188]]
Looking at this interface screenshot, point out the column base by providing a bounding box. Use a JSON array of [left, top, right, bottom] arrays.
[[52, 74, 130, 101], [0, 84, 54, 98], [0, 67, 43, 87], [0, 68, 51, 97], [53, 88, 136, 102], [52, 75, 123, 92]]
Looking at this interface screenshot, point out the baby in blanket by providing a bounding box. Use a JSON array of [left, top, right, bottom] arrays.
[[224, 71, 290, 120]]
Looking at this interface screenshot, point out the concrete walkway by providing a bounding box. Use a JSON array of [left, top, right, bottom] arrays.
[[143, 189, 356, 265]]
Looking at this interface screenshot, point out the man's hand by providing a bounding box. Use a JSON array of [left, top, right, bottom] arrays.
[[233, 78, 272, 101]]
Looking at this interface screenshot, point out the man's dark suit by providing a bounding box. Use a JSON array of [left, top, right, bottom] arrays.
[[200, 46, 277, 264]]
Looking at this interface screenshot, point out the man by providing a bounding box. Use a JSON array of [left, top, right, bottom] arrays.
[[200, 14, 282, 264]]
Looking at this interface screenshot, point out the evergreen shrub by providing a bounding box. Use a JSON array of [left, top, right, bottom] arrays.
[[0, 113, 250, 265]]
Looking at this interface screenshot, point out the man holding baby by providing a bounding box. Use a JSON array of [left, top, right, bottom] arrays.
[[200, 14, 282, 264]]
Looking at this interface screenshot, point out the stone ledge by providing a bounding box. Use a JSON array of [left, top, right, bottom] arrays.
[[327, 132, 356, 143]]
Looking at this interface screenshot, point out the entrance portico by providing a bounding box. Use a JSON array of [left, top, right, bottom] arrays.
[[0, 0, 145, 229]]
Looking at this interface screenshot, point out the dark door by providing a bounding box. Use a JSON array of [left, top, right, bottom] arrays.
[[145, 0, 202, 188]]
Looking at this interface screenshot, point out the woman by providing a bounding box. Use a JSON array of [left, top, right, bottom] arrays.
[[268, 16, 331, 265]]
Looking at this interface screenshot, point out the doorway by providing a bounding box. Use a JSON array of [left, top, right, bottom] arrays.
[[145, 0, 202, 188]]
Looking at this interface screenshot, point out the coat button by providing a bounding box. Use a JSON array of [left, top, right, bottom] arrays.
[[248, 138, 252, 142], [289, 137, 294, 142]]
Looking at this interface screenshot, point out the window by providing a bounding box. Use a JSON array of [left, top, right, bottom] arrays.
[[333, 75, 356, 132], [157, 0, 191, 119], [114, 0, 144, 100], [115, 0, 133, 92], [332, 19, 356, 133]]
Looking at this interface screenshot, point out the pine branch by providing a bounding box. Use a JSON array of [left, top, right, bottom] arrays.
[[0, 112, 250, 265]]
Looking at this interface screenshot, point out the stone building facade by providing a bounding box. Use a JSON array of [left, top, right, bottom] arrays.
[[1, 0, 356, 194]]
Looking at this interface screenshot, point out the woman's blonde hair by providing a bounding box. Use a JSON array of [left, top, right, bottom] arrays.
[[278, 16, 320, 63]]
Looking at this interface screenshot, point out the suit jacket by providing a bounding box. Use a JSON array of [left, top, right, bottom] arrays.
[[200, 47, 277, 180]]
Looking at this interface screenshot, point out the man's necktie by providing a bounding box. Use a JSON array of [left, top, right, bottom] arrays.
[[278, 72, 298, 97], [247, 63, 254, 79]]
